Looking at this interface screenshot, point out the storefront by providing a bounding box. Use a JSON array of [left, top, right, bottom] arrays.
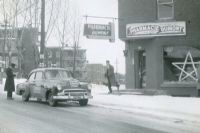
[[118, 0, 200, 96]]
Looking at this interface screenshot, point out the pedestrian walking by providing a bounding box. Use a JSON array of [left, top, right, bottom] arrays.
[[105, 60, 119, 94], [4, 63, 16, 100]]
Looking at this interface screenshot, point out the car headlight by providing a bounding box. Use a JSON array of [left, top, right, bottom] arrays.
[[57, 85, 62, 91], [88, 84, 92, 90]]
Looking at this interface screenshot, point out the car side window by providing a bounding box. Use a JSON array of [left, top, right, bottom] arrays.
[[35, 71, 44, 80], [28, 73, 35, 82]]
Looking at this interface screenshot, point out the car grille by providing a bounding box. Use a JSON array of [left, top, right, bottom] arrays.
[[70, 92, 86, 96], [64, 91, 88, 96], [64, 89, 86, 93]]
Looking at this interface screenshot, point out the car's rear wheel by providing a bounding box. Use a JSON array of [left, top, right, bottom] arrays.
[[22, 91, 29, 102], [48, 92, 57, 107], [79, 99, 88, 106]]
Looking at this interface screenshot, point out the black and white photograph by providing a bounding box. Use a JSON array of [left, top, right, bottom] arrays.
[[0, 0, 200, 133]]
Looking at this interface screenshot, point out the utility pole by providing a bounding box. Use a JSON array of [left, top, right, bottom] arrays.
[[40, 0, 45, 67]]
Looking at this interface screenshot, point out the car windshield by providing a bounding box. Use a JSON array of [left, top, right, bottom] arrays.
[[45, 69, 71, 79]]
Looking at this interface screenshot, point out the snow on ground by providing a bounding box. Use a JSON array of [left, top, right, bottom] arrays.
[[1, 79, 200, 126], [90, 84, 200, 125]]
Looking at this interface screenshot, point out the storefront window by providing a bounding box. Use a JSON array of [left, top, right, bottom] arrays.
[[163, 46, 200, 83], [157, 0, 174, 20]]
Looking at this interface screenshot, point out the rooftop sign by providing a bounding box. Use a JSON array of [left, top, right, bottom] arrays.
[[126, 21, 186, 38]]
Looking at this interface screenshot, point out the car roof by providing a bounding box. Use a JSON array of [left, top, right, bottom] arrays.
[[30, 67, 67, 73]]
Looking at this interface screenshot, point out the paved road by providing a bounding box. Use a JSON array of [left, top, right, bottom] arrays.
[[0, 93, 198, 133]]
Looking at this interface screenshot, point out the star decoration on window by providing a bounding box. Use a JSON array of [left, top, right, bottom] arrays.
[[172, 51, 200, 82]]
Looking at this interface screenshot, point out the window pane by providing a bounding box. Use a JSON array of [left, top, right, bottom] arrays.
[[35, 72, 43, 80], [158, 4, 173, 19], [45, 70, 71, 79], [163, 46, 200, 82], [29, 73, 35, 81], [45, 70, 59, 79]]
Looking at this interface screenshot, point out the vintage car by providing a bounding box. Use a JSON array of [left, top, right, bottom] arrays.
[[16, 67, 92, 106]]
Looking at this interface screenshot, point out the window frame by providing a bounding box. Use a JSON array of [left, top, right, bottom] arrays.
[[28, 72, 36, 82], [157, 0, 174, 20]]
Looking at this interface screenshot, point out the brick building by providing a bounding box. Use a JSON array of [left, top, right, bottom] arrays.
[[118, 0, 200, 96]]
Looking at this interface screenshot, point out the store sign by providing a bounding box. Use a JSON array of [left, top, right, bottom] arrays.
[[126, 21, 186, 38], [84, 23, 115, 42]]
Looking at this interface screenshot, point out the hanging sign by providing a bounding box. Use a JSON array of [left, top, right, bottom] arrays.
[[84, 23, 115, 42], [126, 21, 186, 38]]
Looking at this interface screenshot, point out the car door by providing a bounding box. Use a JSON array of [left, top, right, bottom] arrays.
[[28, 72, 36, 97], [33, 71, 45, 98]]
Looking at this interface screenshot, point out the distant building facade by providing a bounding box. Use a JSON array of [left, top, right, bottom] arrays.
[[86, 64, 107, 84], [86, 63, 125, 84], [118, 0, 200, 96], [46, 47, 87, 80], [0, 27, 39, 78]]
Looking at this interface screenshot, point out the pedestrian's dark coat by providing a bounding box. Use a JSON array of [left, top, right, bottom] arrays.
[[4, 67, 15, 92], [105, 64, 117, 86]]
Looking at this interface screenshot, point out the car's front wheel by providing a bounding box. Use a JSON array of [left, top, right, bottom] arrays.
[[22, 91, 29, 102], [47, 92, 57, 107], [79, 99, 88, 106]]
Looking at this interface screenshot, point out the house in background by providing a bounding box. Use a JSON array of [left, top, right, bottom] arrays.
[[46, 47, 87, 81]]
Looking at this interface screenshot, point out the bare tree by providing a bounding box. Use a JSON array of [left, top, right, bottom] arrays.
[[55, 0, 83, 77], [55, 0, 70, 67], [72, 10, 82, 77], [0, 0, 39, 76]]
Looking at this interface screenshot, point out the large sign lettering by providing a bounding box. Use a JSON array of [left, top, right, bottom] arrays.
[[84, 23, 115, 42], [126, 21, 186, 38]]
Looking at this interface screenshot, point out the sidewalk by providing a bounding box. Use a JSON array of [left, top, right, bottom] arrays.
[[90, 84, 200, 126]]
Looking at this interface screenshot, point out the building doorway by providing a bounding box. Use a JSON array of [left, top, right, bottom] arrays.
[[135, 50, 146, 89], [139, 50, 146, 88]]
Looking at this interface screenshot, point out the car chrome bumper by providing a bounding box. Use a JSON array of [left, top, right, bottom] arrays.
[[53, 95, 93, 100]]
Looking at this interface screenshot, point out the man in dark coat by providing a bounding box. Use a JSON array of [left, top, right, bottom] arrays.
[[105, 60, 119, 93], [4, 63, 16, 100]]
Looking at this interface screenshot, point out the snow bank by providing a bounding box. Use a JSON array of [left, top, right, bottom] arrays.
[[90, 84, 200, 123], [0, 78, 27, 93], [91, 84, 125, 95]]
